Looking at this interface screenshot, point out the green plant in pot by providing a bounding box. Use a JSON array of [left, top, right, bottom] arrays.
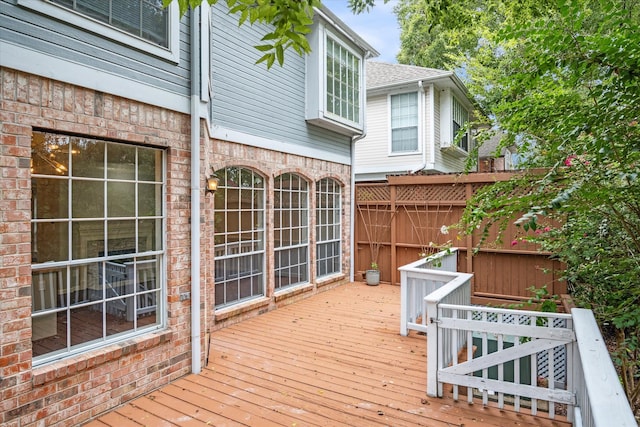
[[366, 261, 380, 286]]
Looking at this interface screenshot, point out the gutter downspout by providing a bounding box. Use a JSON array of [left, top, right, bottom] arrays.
[[350, 134, 364, 283], [427, 82, 436, 170], [411, 80, 427, 174], [350, 52, 372, 283], [190, 6, 202, 375]]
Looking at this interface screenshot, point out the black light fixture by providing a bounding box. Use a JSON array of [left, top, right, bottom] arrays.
[[205, 174, 219, 194]]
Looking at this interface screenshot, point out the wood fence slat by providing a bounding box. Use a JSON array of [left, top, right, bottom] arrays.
[[356, 174, 566, 302]]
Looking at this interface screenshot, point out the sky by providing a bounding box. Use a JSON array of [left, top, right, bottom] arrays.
[[322, 0, 401, 63]]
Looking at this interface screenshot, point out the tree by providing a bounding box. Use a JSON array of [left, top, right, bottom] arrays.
[[360, 0, 640, 414], [417, 0, 640, 414], [164, 0, 320, 67]]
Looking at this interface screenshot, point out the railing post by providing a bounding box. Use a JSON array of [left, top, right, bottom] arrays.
[[426, 297, 439, 397], [572, 308, 636, 427], [400, 269, 408, 336]]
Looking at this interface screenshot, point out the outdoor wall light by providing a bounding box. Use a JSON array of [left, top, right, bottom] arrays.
[[205, 174, 219, 194]]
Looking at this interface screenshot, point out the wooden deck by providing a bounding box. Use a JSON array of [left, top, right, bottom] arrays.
[[86, 282, 570, 426]]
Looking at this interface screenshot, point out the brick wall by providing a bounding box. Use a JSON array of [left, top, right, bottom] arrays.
[[0, 68, 194, 427], [204, 135, 352, 330], [0, 66, 354, 425]]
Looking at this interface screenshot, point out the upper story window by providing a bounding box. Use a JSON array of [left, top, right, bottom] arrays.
[[51, 0, 169, 47], [19, 0, 179, 61], [326, 37, 360, 124], [390, 92, 419, 153], [440, 88, 472, 154], [452, 96, 469, 152], [306, 23, 366, 136]]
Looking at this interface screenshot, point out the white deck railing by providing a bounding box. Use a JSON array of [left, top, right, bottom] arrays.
[[571, 309, 636, 427], [398, 248, 470, 336], [399, 255, 636, 426]]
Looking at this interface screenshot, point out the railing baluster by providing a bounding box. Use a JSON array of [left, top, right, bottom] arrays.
[[466, 309, 473, 403], [481, 310, 488, 406], [514, 313, 521, 413], [530, 313, 538, 416], [452, 308, 459, 400], [437, 304, 444, 397], [497, 312, 504, 409]]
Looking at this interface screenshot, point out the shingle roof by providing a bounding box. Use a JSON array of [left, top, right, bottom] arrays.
[[366, 61, 452, 89]]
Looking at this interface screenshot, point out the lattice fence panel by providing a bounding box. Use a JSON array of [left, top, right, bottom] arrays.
[[356, 185, 390, 202], [396, 184, 466, 202]]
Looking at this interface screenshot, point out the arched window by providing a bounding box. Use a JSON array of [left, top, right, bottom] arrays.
[[274, 173, 309, 290], [213, 167, 265, 307], [316, 178, 342, 278]]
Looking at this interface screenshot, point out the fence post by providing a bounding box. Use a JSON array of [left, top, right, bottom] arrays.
[[390, 183, 397, 285], [426, 297, 439, 397]]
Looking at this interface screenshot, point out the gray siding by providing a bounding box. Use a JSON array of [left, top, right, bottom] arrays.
[[209, 3, 352, 162], [0, 0, 190, 109]]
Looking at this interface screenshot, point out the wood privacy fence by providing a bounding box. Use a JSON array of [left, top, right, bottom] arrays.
[[355, 173, 566, 305]]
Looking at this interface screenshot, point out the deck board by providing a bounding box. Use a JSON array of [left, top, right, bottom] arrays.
[[86, 282, 570, 427]]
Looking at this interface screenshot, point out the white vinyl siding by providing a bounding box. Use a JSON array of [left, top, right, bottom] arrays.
[[390, 92, 418, 153]]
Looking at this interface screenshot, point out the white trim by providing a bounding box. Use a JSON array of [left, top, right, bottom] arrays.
[[18, 0, 180, 63], [31, 136, 167, 366], [388, 91, 422, 156], [315, 178, 342, 279], [388, 151, 420, 157], [199, 3, 210, 103], [324, 29, 364, 128], [427, 83, 436, 169], [356, 164, 423, 174], [0, 41, 189, 114], [313, 6, 378, 57], [305, 23, 366, 135], [211, 125, 351, 165]]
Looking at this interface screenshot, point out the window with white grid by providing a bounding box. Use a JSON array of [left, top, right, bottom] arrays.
[[391, 92, 419, 153], [20, 0, 179, 61], [274, 173, 309, 290], [30, 131, 165, 365], [452, 95, 470, 152], [50, 0, 170, 47], [316, 178, 342, 278], [213, 167, 265, 307], [326, 36, 361, 124]]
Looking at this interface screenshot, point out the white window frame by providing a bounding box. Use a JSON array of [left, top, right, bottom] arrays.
[[324, 33, 361, 126], [213, 167, 266, 308], [389, 91, 420, 155], [30, 132, 166, 366], [274, 173, 309, 291], [306, 24, 365, 135], [19, 0, 180, 63], [315, 178, 342, 279], [440, 88, 471, 155], [452, 95, 470, 152]]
